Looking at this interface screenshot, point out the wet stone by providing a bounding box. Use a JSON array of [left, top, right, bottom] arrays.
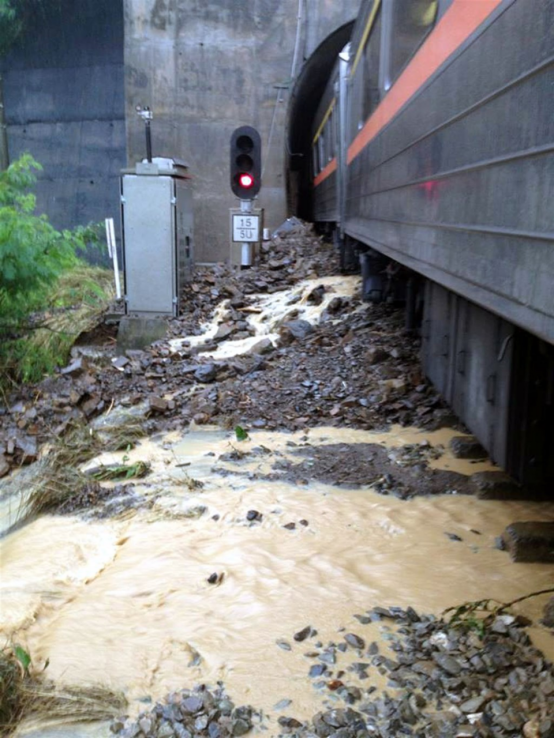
[[294, 625, 316, 642], [231, 718, 251, 737], [502, 521, 554, 563], [449, 435, 487, 459], [445, 532, 462, 542], [542, 597, 554, 627], [246, 509, 262, 522], [195, 715, 209, 732], [276, 639, 292, 651], [274, 698, 293, 710], [195, 364, 218, 383], [309, 663, 327, 678], [471, 471, 524, 500], [433, 653, 463, 675], [344, 633, 365, 650], [318, 650, 336, 665]]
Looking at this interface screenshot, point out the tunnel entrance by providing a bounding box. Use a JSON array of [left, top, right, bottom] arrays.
[[286, 21, 354, 221]]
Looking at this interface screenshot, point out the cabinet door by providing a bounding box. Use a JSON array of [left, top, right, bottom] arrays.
[[123, 175, 176, 315]]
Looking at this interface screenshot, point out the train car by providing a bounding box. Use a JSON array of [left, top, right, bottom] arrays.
[[310, 0, 554, 495], [311, 62, 340, 228]]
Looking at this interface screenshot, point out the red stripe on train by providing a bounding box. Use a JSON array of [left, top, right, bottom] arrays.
[[314, 157, 337, 187], [347, 0, 504, 165]]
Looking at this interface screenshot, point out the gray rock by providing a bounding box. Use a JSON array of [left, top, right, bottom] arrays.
[[182, 696, 204, 714], [319, 650, 336, 665], [471, 471, 524, 500], [344, 633, 365, 650], [194, 714, 209, 732], [309, 663, 327, 678], [460, 695, 486, 713], [231, 718, 251, 737], [450, 435, 487, 459], [280, 319, 313, 344], [158, 721, 175, 738], [502, 521, 554, 563], [542, 597, 554, 628], [149, 395, 169, 413], [138, 716, 153, 735], [195, 364, 217, 383], [247, 338, 274, 355], [432, 653, 463, 675], [276, 639, 292, 651], [294, 625, 315, 642], [273, 698, 293, 710], [61, 357, 86, 377]]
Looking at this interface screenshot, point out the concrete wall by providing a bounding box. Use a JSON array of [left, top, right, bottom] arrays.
[[124, 0, 360, 262], [1, 0, 359, 265], [304, 0, 360, 58], [1, 0, 125, 258]]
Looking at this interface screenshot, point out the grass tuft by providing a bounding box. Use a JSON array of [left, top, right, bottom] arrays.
[[22, 417, 147, 520]]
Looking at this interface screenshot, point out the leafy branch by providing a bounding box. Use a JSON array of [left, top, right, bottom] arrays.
[[444, 588, 554, 635]]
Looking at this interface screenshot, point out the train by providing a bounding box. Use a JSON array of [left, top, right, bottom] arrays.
[[306, 0, 554, 495]]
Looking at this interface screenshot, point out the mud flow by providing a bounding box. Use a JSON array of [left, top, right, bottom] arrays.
[[1, 242, 553, 738]]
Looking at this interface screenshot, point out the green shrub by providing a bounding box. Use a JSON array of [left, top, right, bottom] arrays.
[[0, 154, 111, 386]]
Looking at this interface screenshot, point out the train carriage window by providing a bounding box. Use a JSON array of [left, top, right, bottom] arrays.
[[328, 110, 335, 160], [362, 8, 382, 122], [318, 134, 325, 172], [389, 0, 438, 85]]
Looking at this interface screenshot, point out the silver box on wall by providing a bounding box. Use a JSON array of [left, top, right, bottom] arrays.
[[121, 160, 194, 317]]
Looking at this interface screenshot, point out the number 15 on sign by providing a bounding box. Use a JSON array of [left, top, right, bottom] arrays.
[[232, 214, 260, 243]]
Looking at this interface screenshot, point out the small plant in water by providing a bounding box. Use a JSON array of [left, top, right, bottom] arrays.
[[234, 425, 249, 442], [87, 460, 151, 482]]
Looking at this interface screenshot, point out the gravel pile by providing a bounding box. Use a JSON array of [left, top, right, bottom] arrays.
[[111, 685, 258, 738], [278, 607, 554, 738]]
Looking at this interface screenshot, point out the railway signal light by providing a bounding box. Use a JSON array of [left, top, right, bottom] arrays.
[[230, 125, 261, 199]]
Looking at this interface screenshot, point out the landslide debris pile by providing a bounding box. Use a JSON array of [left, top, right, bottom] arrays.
[[0, 224, 451, 481], [109, 607, 553, 739]]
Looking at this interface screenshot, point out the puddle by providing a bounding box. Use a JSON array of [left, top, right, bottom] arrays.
[[2, 425, 553, 736]]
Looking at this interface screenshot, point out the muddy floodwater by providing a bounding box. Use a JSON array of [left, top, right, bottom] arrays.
[[2, 424, 554, 736]]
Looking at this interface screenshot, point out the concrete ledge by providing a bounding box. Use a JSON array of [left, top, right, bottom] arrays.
[[116, 316, 167, 355], [502, 522, 554, 563]]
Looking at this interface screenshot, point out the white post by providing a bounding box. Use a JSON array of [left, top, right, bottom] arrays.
[[105, 217, 122, 299], [240, 199, 253, 266]]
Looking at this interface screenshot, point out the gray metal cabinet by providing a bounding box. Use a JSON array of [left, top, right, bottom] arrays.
[[121, 162, 194, 317]]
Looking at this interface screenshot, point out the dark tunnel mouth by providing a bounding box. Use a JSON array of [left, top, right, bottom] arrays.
[[286, 21, 355, 219]]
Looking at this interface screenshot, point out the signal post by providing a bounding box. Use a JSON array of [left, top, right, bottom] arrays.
[[229, 126, 263, 267]]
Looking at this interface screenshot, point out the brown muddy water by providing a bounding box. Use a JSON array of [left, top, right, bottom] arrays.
[[2, 425, 554, 737]]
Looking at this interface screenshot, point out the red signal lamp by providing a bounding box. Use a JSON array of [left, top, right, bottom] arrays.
[[239, 173, 254, 189]]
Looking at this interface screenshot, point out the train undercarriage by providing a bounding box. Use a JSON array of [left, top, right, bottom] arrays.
[[337, 235, 554, 498]]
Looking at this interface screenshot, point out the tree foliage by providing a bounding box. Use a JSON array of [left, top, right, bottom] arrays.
[[0, 154, 107, 386], [0, 0, 61, 57], [0, 154, 88, 316]]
